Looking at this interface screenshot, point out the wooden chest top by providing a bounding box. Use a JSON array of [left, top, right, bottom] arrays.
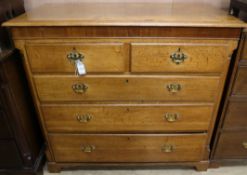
[[3, 2, 247, 28]]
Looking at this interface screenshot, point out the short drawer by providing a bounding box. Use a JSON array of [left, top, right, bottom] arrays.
[[49, 134, 206, 163], [214, 131, 247, 159], [34, 75, 220, 102], [232, 67, 247, 96], [42, 105, 213, 133], [223, 100, 247, 130], [131, 43, 228, 73], [26, 42, 128, 73]]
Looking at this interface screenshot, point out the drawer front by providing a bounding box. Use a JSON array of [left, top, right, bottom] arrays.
[[223, 100, 247, 130], [214, 131, 247, 159], [34, 76, 220, 102], [26, 43, 128, 73], [131, 43, 228, 73], [49, 134, 206, 163], [42, 105, 213, 133], [232, 67, 247, 96], [242, 33, 247, 60]]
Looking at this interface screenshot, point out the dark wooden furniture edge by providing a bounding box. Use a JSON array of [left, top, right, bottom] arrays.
[[230, 0, 247, 16], [209, 25, 247, 165], [210, 159, 247, 169], [0, 49, 14, 62], [0, 146, 45, 175], [9, 27, 242, 39], [0, 49, 45, 174]]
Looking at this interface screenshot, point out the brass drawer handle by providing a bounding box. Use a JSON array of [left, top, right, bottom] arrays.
[[167, 83, 182, 93], [81, 145, 95, 153], [76, 114, 93, 123], [242, 142, 247, 149], [170, 48, 187, 65], [165, 113, 179, 122], [72, 83, 88, 94], [67, 48, 84, 62], [161, 144, 175, 153]]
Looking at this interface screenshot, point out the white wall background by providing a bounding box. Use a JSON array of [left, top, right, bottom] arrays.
[[24, 0, 230, 11]]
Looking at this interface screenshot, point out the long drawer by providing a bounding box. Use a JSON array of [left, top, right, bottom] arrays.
[[34, 75, 220, 102], [131, 43, 228, 73], [42, 104, 213, 133], [26, 43, 128, 73], [214, 131, 247, 159], [49, 134, 207, 163]]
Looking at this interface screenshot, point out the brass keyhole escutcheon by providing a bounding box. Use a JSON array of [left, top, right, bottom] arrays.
[[76, 114, 93, 123], [167, 83, 182, 93], [81, 145, 95, 153], [67, 48, 84, 62], [67, 48, 87, 76], [242, 142, 247, 149], [161, 144, 175, 153], [72, 83, 88, 94], [165, 113, 179, 122], [170, 48, 188, 65]]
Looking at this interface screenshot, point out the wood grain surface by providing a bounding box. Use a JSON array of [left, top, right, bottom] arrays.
[[34, 75, 220, 102], [42, 104, 214, 133], [49, 134, 207, 163], [214, 131, 247, 159], [131, 43, 229, 73], [232, 66, 247, 96], [223, 99, 247, 130], [3, 3, 246, 28], [26, 42, 129, 73]]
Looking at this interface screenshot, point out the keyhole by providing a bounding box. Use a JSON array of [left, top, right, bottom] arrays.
[[125, 79, 129, 83]]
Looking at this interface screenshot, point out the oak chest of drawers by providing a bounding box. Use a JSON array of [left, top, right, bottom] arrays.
[[3, 2, 247, 173]]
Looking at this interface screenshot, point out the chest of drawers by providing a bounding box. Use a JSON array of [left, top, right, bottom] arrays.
[[3, 2, 246, 173]]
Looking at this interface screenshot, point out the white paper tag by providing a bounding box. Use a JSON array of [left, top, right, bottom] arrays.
[[75, 60, 86, 76]]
